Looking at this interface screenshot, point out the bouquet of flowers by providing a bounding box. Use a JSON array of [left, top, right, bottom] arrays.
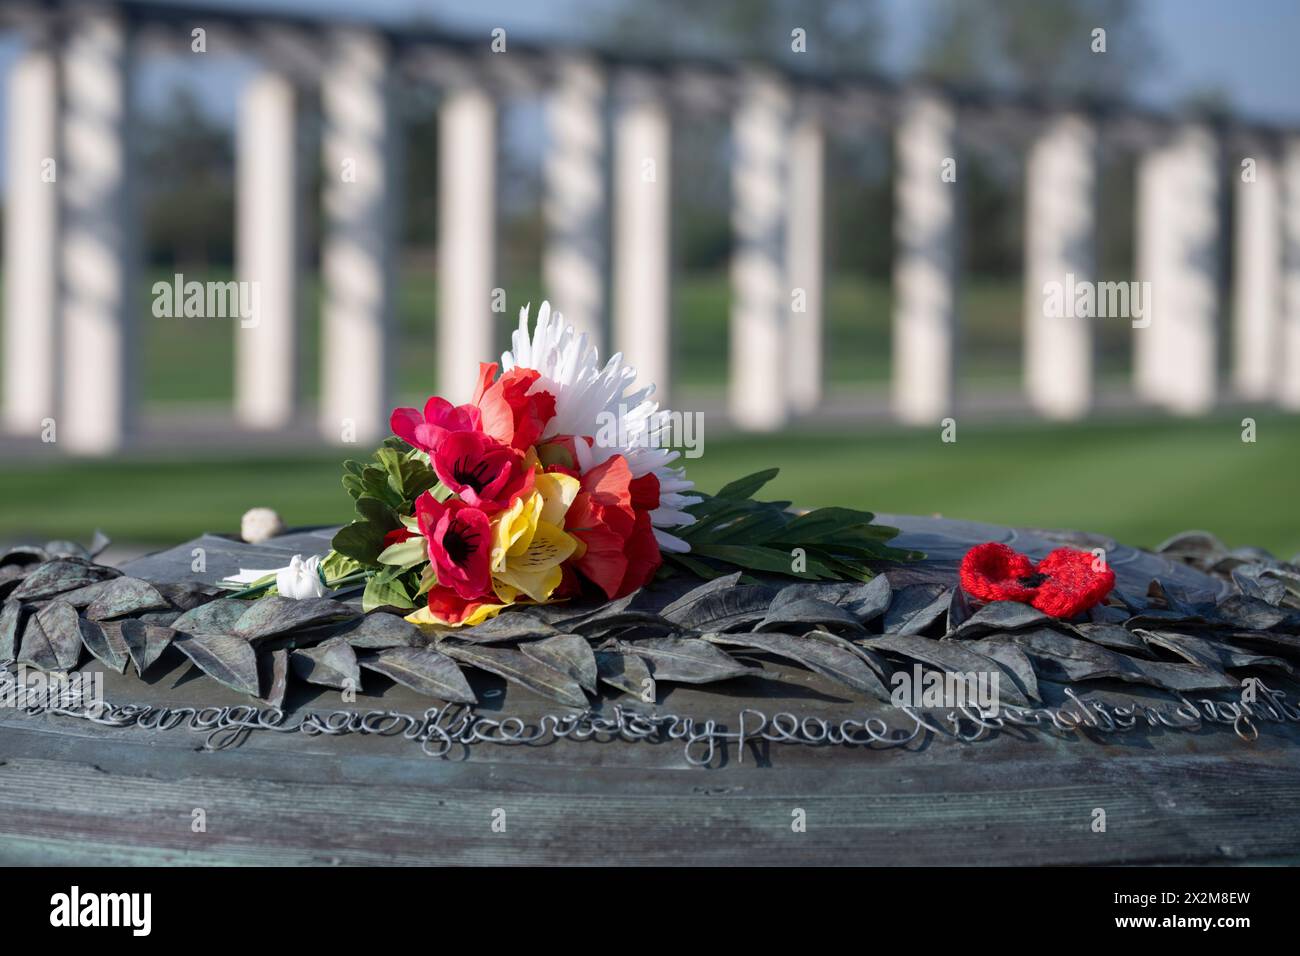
[[296, 304, 916, 626]]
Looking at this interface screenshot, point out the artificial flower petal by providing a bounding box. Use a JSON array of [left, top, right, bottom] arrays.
[[407, 590, 508, 628], [432, 429, 533, 512], [534, 471, 581, 526], [474, 365, 557, 451], [494, 563, 564, 606], [389, 396, 481, 454], [490, 492, 540, 572], [959, 542, 1115, 619], [492, 520, 577, 603]]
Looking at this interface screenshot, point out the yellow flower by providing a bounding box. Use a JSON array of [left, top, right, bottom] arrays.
[[488, 473, 580, 604], [406, 601, 508, 629], [490, 492, 542, 570], [533, 471, 580, 524]]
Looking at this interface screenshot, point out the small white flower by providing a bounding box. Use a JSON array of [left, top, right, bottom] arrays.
[[276, 554, 326, 600]]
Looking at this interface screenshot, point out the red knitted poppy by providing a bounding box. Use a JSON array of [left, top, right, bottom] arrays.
[[959, 542, 1115, 619]]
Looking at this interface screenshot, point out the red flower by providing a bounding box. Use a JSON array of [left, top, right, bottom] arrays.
[[388, 363, 555, 458], [959, 542, 1039, 603], [471, 363, 557, 452], [415, 493, 492, 601], [1031, 548, 1117, 618], [564, 455, 662, 599], [431, 429, 533, 513], [565, 491, 632, 599], [629, 472, 661, 512], [579, 455, 634, 510], [390, 397, 481, 455], [382, 526, 418, 548], [423, 586, 498, 626], [959, 542, 1115, 619], [619, 509, 662, 595]]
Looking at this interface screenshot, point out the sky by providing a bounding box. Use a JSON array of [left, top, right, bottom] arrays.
[[0, 0, 1297, 172]]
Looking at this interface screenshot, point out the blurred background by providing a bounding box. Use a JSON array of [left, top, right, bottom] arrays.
[[0, 0, 1297, 559]]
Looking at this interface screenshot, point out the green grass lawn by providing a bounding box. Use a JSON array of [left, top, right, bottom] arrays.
[[2, 413, 1294, 557]]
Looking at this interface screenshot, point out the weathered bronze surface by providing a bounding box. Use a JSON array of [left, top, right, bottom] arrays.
[[1, 515, 1297, 865]]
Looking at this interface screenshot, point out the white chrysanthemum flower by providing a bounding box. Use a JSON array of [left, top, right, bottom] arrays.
[[501, 302, 698, 553]]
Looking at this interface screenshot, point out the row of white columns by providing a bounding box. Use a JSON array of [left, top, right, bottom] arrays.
[[904, 106, 1300, 422], [4, 18, 1300, 454]]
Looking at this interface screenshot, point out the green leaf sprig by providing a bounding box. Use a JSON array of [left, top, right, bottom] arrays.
[[666, 469, 921, 582]]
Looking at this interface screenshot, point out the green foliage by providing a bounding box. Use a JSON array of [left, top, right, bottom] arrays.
[[670, 469, 921, 582], [332, 440, 442, 568], [918, 0, 1158, 97], [320, 550, 363, 583], [589, 0, 884, 70], [362, 567, 417, 613], [377, 536, 427, 569]]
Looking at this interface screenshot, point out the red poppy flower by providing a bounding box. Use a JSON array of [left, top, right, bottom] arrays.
[[389, 397, 481, 455], [431, 429, 534, 513], [471, 363, 557, 451], [563, 455, 662, 599], [415, 493, 492, 601], [959, 541, 1115, 619], [423, 586, 499, 626]]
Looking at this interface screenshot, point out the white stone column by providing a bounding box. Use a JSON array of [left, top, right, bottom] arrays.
[[437, 82, 497, 403], [612, 71, 672, 399], [892, 91, 958, 425], [60, 7, 135, 454], [1023, 114, 1097, 420], [1281, 137, 1300, 411], [729, 71, 791, 431], [1231, 152, 1281, 400], [319, 29, 397, 445], [1135, 126, 1220, 415], [786, 113, 825, 414], [236, 70, 299, 429], [3, 39, 59, 435], [1134, 143, 1170, 403], [544, 56, 607, 351]]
